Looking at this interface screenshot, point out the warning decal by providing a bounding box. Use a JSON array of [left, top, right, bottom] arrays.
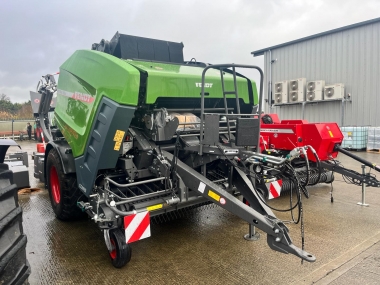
[[267, 180, 283, 199], [208, 190, 220, 202], [113, 130, 125, 151], [147, 204, 163, 211], [124, 212, 151, 243]]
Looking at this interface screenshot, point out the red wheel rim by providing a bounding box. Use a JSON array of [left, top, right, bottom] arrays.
[[50, 166, 61, 204], [109, 239, 116, 259]]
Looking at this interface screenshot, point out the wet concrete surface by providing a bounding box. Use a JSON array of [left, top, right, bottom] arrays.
[[12, 140, 380, 284]]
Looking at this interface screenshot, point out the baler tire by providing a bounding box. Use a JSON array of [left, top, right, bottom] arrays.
[[109, 229, 132, 268], [0, 166, 30, 284], [46, 149, 85, 221]]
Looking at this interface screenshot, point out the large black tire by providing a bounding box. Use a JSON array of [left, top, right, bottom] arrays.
[[46, 149, 84, 221], [0, 166, 30, 284], [109, 229, 132, 268]]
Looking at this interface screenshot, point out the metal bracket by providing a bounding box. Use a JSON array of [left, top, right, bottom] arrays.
[[103, 229, 113, 251]]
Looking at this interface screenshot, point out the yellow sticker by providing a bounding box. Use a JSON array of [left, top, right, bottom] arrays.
[[328, 131, 334, 138], [113, 130, 125, 142], [147, 204, 163, 211], [114, 141, 121, 151], [208, 190, 220, 202]]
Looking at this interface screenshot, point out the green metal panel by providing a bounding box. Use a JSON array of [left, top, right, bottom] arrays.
[[55, 50, 140, 157], [56, 50, 258, 158], [127, 60, 257, 104]]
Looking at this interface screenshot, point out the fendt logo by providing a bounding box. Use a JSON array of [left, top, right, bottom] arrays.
[[195, 83, 213, 88]]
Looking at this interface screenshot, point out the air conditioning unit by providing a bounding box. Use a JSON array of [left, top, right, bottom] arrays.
[[274, 80, 288, 104], [288, 78, 306, 103], [324, 83, 345, 100], [306, 80, 325, 101]]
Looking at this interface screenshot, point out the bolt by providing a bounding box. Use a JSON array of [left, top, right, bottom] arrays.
[[274, 229, 280, 234], [275, 237, 281, 242]]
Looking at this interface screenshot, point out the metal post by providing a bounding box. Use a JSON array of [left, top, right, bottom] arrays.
[[357, 164, 369, 207], [11, 119, 14, 140], [244, 223, 260, 241], [301, 102, 306, 119]]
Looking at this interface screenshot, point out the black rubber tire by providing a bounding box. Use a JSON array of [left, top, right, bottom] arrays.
[[109, 229, 132, 268], [46, 149, 85, 221], [0, 165, 30, 285]]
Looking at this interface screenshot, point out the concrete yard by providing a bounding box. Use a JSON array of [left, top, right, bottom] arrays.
[[12, 140, 380, 285]]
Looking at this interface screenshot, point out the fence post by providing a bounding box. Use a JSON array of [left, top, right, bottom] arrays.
[[11, 119, 14, 140]]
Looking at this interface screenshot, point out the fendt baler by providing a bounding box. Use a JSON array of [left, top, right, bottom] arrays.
[[36, 33, 316, 268]]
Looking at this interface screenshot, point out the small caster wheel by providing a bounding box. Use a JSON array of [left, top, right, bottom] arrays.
[[109, 229, 132, 268]]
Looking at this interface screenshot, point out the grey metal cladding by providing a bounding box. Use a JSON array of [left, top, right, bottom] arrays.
[[252, 17, 380, 56], [75, 97, 135, 196], [261, 20, 380, 126]]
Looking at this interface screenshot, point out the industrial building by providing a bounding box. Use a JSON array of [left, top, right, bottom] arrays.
[[252, 17, 380, 126]]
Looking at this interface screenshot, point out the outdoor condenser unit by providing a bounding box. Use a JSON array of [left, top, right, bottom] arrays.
[[306, 80, 325, 101], [289, 78, 306, 103], [274, 80, 288, 104], [324, 84, 345, 100]]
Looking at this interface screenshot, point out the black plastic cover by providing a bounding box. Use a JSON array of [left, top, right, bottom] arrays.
[[92, 32, 184, 64]]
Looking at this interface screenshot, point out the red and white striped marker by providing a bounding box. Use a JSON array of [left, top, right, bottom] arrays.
[[267, 180, 283, 199], [124, 211, 151, 243]]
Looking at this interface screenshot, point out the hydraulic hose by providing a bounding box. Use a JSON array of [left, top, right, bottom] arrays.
[[307, 146, 322, 186]]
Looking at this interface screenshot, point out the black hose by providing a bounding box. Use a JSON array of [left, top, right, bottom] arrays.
[[308, 147, 321, 186], [300, 148, 310, 187]]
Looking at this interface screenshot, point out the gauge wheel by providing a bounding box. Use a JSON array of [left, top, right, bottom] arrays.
[[109, 229, 132, 268]]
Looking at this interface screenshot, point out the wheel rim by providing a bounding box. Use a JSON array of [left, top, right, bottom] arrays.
[[109, 239, 116, 260], [50, 166, 61, 204]]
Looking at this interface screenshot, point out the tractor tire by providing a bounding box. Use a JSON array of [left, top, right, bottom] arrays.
[[0, 166, 30, 285], [109, 229, 132, 268], [46, 149, 85, 221]]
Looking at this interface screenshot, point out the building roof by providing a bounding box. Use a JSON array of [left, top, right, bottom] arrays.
[[251, 17, 380, 57]]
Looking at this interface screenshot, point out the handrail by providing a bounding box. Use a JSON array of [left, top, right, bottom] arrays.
[[199, 64, 264, 154]]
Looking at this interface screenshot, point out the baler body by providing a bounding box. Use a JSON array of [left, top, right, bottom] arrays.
[[56, 50, 257, 158]]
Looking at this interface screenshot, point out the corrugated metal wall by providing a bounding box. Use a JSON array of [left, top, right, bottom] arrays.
[[263, 21, 380, 126]]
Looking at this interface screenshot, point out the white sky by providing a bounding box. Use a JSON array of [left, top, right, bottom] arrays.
[[1, 0, 379, 102]]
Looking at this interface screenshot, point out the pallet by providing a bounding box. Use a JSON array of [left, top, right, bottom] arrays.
[[366, 149, 380, 153]]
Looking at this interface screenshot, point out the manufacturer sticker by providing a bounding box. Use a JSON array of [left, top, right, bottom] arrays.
[[208, 190, 220, 202], [57, 89, 95, 103], [260, 128, 294, 134], [195, 83, 213, 88]]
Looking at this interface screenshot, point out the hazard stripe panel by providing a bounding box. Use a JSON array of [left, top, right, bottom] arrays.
[[268, 180, 283, 200], [124, 211, 151, 243]]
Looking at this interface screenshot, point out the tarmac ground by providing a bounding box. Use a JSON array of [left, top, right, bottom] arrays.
[[10, 140, 380, 285]]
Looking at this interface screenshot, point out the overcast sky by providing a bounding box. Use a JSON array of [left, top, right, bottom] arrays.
[[1, 0, 379, 103]]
